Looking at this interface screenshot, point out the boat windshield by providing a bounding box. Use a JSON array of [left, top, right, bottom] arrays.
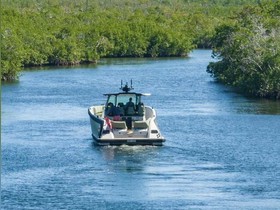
[[106, 94, 141, 107]]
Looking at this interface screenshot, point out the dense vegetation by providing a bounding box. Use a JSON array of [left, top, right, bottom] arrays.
[[3, 0, 279, 99], [207, 1, 280, 99], [1, 0, 258, 81]]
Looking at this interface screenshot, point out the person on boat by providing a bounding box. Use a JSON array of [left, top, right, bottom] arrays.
[[125, 98, 134, 108], [112, 106, 122, 121], [125, 97, 135, 115], [137, 102, 145, 116], [105, 102, 114, 116], [106, 103, 122, 117]]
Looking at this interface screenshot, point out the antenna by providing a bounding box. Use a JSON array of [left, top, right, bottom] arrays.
[[120, 79, 134, 93]]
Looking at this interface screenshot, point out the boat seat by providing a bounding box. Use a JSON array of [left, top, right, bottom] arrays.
[[111, 121, 127, 129], [133, 121, 149, 129]]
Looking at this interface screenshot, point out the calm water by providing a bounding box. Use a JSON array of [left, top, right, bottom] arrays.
[[2, 50, 280, 209]]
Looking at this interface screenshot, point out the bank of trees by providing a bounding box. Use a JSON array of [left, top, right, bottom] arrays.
[[1, 0, 259, 81], [207, 0, 280, 99], [2, 0, 279, 99]]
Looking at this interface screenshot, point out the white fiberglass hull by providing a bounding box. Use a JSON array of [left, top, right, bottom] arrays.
[[88, 106, 165, 146]]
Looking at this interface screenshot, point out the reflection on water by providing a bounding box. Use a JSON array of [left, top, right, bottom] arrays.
[[236, 99, 280, 115]]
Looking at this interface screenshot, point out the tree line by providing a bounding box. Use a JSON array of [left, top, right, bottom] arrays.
[[3, 0, 279, 100], [207, 0, 280, 99], [1, 0, 257, 81]]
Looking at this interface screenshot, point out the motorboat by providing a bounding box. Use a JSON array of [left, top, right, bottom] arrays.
[[88, 81, 165, 146]]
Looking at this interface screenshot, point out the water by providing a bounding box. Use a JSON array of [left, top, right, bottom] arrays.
[[2, 50, 280, 209]]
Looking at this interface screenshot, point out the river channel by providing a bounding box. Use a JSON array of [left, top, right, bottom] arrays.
[[2, 50, 280, 209]]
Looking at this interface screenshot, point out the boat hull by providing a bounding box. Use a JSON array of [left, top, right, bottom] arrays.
[[88, 108, 104, 140], [89, 106, 165, 146]]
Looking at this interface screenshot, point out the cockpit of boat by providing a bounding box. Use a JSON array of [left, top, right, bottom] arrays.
[[104, 93, 145, 119]]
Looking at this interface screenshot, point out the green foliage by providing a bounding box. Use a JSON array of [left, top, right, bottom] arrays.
[[1, 8, 25, 81], [1, 0, 258, 81], [208, 0, 280, 99]]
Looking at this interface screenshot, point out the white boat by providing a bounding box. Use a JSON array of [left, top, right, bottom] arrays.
[[88, 81, 165, 146]]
